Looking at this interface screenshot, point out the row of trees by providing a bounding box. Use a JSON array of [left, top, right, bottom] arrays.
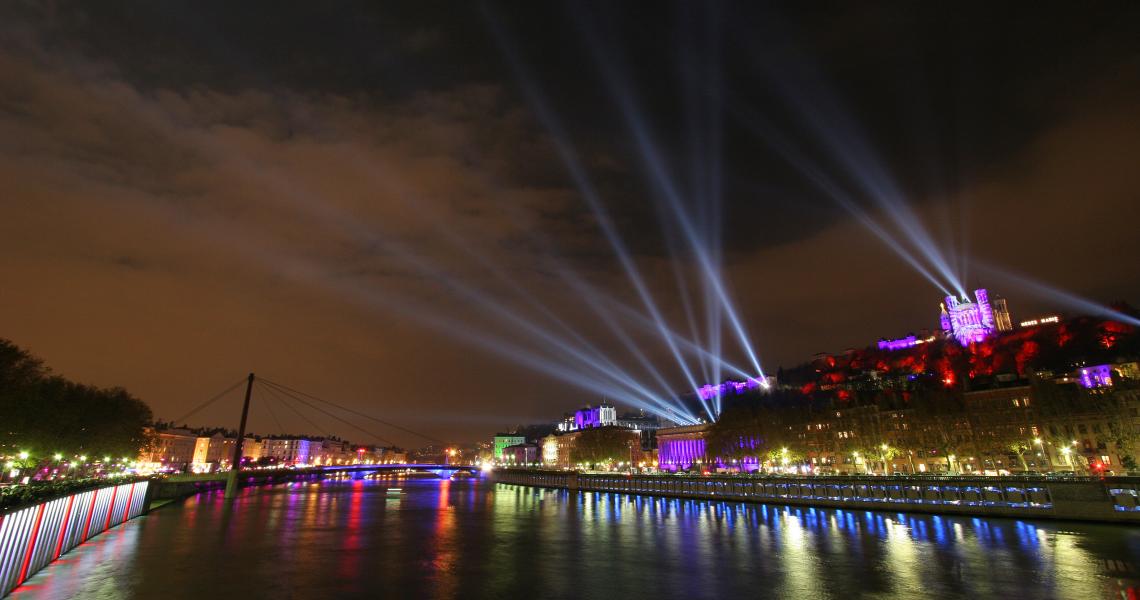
[[569, 427, 637, 467], [1, 339, 152, 467]]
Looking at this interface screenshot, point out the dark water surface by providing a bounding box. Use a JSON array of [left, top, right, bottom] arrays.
[[11, 476, 1140, 599]]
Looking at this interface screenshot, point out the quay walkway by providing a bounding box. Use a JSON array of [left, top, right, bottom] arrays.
[[492, 468, 1140, 523]]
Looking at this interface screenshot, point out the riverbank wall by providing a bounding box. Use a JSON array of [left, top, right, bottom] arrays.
[[145, 469, 326, 507], [0, 480, 149, 597], [492, 468, 1140, 524]]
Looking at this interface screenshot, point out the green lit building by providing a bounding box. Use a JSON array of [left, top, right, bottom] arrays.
[[493, 433, 526, 460]]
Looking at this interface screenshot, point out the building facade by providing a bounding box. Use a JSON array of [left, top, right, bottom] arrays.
[[192, 433, 236, 469], [657, 424, 711, 471], [261, 438, 312, 465], [574, 404, 617, 429], [654, 377, 1140, 475], [138, 428, 198, 471], [493, 434, 526, 460], [502, 443, 539, 466]]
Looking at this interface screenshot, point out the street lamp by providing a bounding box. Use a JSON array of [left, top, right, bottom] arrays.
[[1060, 447, 1074, 470], [18, 451, 29, 460], [53, 453, 62, 461]]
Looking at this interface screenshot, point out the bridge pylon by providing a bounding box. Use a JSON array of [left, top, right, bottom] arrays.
[[224, 373, 255, 499]]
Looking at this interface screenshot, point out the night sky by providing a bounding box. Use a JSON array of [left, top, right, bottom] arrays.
[[2, 2, 1139, 444]]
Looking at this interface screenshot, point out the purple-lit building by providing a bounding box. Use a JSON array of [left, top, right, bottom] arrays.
[[573, 404, 616, 430], [940, 289, 1013, 346], [696, 378, 767, 401], [1079, 365, 1114, 389], [657, 424, 764, 472], [878, 335, 919, 351], [657, 424, 710, 471]]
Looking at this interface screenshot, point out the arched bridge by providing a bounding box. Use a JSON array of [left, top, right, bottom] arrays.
[[159, 464, 482, 494], [317, 463, 481, 479]]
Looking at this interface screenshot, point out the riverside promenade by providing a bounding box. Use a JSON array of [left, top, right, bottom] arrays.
[[492, 468, 1140, 523]]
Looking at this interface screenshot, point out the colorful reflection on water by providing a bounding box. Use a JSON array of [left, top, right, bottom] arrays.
[[12, 476, 1140, 599]]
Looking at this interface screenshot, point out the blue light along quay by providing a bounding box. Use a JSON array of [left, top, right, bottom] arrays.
[[8, 476, 1140, 600]]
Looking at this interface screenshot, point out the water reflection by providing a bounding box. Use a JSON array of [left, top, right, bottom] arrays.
[[12, 478, 1140, 599]]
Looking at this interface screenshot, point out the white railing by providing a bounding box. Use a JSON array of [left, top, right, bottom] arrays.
[[0, 481, 149, 597]]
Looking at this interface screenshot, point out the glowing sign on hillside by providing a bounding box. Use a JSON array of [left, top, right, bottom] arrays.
[[1019, 315, 1060, 327]]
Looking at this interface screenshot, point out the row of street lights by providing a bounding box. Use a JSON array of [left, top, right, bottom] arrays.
[[3, 451, 139, 484]]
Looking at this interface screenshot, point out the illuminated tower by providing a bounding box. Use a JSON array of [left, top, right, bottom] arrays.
[[991, 295, 1013, 331], [941, 289, 1004, 345], [975, 289, 996, 331]]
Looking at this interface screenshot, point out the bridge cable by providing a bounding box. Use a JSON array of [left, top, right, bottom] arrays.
[[260, 381, 397, 447], [258, 377, 445, 444], [256, 383, 287, 434], [257, 381, 333, 438], [169, 376, 250, 426], [257, 380, 398, 447]]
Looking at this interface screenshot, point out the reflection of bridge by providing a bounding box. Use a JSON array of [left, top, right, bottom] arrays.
[[316, 463, 481, 479], [170, 463, 480, 486], [152, 464, 482, 506]]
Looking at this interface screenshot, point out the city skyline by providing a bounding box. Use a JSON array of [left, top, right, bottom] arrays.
[[2, 3, 1139, 445]]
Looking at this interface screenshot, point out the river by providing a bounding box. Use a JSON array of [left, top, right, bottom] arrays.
[[11, 475, 1140, 599]]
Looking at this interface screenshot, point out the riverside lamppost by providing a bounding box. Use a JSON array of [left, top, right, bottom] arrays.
[[1033, 437, 1052, 471]]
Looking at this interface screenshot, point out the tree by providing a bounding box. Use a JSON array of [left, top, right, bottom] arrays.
[[910, 388, 969, 473], [570, 427, 634, 468], [766, 445, 806, 471], [0, 339, 153, 465], [704, 396, 773, 466], [874, 444, 900, 474], [1007, 440, 1032, 472], [1093, 384, 1140, 472]]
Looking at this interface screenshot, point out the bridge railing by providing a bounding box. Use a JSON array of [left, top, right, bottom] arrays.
[[492, 468, 1140, 524], [0, 480, 149, 597]]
